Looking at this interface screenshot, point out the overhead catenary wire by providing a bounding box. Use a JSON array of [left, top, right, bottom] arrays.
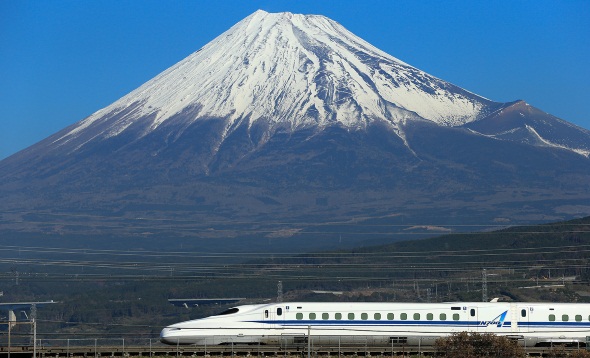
[[2, 241, 590, 258], [1, 216, 587, 283]]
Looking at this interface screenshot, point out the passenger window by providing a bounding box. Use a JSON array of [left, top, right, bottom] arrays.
[[440, 313, 447, 321], [521, 309, 526, 317], [427, 313, 433, 320], [277, 308, 282, 316], [453, 313, 460, 321], [348, 313, 355, 320], [401, 313, 407, 320], [413, 313, 420, 320], [309, 313, 316, 320], [335, 313, 342, 320], [562, 315, 569, 322], [296, 313, 303, 320], [576, 315, 582, 322], [470, 309, 476, 317], [322, 313, 329, 320], [361, 313, 368, 320], [548, 314, 555, 322], [374, 313, 381, 320], [387, 313, 394, 320]]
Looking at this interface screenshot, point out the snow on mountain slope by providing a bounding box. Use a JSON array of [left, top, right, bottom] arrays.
[[54, 10, 499, 149], [464, 100, 590, 158]]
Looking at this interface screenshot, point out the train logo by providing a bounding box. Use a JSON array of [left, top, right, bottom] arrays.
[[479, 310, 507, 327]]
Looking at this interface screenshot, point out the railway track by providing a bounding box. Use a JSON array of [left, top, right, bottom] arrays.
[[1, 344, 587, 357]]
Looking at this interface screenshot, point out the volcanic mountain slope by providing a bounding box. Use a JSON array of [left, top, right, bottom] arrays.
[[1, 10, 589, 252], [463, 100, 590, 156]]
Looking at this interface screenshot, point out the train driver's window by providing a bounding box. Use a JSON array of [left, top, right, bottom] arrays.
[[277, 308, 282, 316], [387, 313, 394, 320], [562, 314, 569, 322], [217, 308, 239, 316], [440, 313, 447, 321], [548, 314, 555, 322]]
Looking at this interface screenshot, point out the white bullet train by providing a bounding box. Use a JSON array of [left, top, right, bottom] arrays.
[[160, 301, 590, 347]]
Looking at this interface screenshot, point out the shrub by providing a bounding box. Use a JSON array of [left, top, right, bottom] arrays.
[[547, 346, 590, 358], [434, 332, 526, 358]]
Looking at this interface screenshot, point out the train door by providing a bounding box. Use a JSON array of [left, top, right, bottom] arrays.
[[263, 307, 275, 328], [275, 306, 284, 330], [517, 306, 530, 332], [468, 306, 479, 332], [263, 306, 285, 329]]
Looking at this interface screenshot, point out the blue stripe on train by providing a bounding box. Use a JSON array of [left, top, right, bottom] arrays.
[[250, 320, 590, 329]]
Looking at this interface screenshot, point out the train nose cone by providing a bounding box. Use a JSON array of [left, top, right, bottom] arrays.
[[160, 327, 176, 344]]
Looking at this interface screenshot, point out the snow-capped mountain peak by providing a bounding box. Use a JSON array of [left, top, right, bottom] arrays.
[[56, 10, 498, 147]]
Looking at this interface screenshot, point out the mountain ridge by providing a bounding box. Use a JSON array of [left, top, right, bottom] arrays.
[[464, 100, 590, 157]]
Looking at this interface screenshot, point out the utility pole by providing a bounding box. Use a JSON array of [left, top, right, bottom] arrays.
[[31, 304, 37, 358], [482, 268, 488, 302], [8, 318, 11, 358], [307, 325, 311, 358]]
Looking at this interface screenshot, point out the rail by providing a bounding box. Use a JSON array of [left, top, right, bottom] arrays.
[[1, 341, 589, 358]]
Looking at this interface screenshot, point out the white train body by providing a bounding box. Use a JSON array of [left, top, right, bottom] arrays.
[[160, 301, 590, 347]]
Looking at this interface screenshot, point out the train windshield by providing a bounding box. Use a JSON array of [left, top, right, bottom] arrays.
[[215, 307, 239, 316]]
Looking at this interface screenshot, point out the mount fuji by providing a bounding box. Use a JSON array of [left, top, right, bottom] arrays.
[[1, 10, 589, 252]]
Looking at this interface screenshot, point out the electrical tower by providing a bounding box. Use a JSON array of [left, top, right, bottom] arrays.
[[277, 281, 283, 303]]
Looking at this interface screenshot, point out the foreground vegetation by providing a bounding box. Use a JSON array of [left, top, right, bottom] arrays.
[[435, 332, 590, 357], [435, 332, 526, 357]]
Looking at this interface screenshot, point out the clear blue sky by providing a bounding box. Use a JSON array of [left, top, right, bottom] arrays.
[[1, 0, 588, 160]]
